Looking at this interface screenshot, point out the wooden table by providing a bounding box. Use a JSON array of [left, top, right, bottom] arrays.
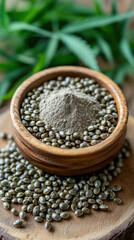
[[0, 108, 134, 240]]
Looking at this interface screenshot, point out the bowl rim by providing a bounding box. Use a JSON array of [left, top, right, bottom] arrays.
[[10, 66, 128, 157]]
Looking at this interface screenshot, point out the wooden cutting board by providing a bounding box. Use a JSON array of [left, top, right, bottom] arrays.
[[0, 108, 134, 240]]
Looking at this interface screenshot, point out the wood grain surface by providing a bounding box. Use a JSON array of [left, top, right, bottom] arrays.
[[0, 108, 134, 240]]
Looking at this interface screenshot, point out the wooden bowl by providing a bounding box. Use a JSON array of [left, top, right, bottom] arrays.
[[10, 66, 128, 176]]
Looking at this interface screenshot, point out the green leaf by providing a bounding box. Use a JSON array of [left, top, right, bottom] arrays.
[[0, 73, 31, 100], [0, 29, 8, 40], [52, 21, 59, 32], [0, 48, 35, 65], [60, 33, 100, 71], [30, 0, 35, 6], [92, 46, 100, 56], [9, 22, 52, 38], [104, 69, 115, 80], [0, 79, 11, 105], [1, 0, 6, 28], [111, 0, 118, 14], [120, 38, 134, 65], [72, 4, 94, 15], [98, 37, 113, 62], [45, 35, 59, 67], [93, 0, 104, 15], [0, 68, 25, 106], [0, 48, 13, 61], [114, 64, 134, 84], [52, 53, 77, 66], [24, 8, 39, 23], [62, 11, 134, 33], [40, 2, 82, 24], [33, 55, 46, 74], [114, 67, 126, 85], [14, 54, 36, 65], [24, 0, 56, 23], [127, 28, 134, 39], [0, 62, 18, 71], [122, 0, 134, 37]]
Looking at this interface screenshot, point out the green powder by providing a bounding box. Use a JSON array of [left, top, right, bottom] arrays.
[[39, 89, 101, 133]]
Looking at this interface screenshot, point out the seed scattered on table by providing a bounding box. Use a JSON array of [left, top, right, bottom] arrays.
[[19, 211, 26, 219], [60, 212, 70, 219], [112, 185, 122, 192], [75, 209, 83, 217], [13, 219, 24, 228], [0, 132, 7, 139], [45, 221, 52, 230], [114, 198, 123, 205], [99, 204, 108, 210], [0, 133, 130, 231], [34, 216, 43, 222], [3, 202, 10, 210], [11, 208, 19, 216]]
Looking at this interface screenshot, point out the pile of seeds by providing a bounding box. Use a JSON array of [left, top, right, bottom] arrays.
[[0, 133, 130, 230], [20, 76, 118, 148]]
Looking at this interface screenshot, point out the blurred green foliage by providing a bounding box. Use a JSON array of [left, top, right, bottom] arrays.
[[0, 0, 134, 106]]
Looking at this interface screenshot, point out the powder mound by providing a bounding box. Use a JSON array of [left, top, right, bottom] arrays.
[[39, 89, 101, 133]]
